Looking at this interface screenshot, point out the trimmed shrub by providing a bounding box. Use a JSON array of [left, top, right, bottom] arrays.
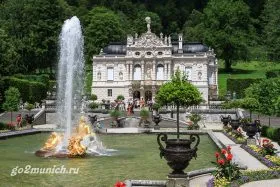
[[0, 122, 7, 130], [262, 126, 280, 144], [3, 77, 47, 103], [261, 125, 269, 137], [266, 70, 280, 79], [88, 102, 99, 109], [227, 78, 263, 98]]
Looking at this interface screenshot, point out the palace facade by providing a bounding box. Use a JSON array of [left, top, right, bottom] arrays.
[[91, 17, 218, 103]]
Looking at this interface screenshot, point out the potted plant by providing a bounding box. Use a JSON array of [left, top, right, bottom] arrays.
[[189, 113, 201, 130], [110, 109, 122, 127], [155, 70, 202, 178], [110, 109, 122, 121], [230, 118, 241, 130], [139, 108, 150, 127]]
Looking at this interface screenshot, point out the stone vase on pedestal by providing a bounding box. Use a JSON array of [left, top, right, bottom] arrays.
[[157, 133, 200, 179]]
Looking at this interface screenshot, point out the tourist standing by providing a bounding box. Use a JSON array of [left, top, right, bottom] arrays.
[[140, 97, 145, 109], [16, 114, 22, 128]]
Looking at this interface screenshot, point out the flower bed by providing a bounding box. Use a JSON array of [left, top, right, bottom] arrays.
[[207, 167, 280, 187], [223, 131, 246, 144], [240, 144, 279, 167]]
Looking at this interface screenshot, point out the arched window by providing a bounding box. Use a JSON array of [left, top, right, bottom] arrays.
[[185, 67, 192, 81], [133, 64, 141, 80], [157, 64, 164, 80]]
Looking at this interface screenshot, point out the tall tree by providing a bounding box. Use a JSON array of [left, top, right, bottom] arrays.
[[1, 0, 66, 74], [261, 0, 280, 61], [0, 29, 20, 76], [245, 78, 280, 124], [3, 87, 20, 124], [185, 0, 254, 72], [84, 7, 126, 63]]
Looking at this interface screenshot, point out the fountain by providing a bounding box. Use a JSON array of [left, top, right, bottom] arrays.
[[36, 16, 108, 158]]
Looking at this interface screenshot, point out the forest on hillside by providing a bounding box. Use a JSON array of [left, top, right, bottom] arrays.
[[0, 0, 280, 76]]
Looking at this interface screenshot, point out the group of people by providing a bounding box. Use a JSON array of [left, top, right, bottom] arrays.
[[126, 98, 154, 115], [15, 114, 35, 128]]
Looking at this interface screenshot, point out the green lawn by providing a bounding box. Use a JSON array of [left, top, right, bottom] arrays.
[[0, 133, 218, 187], [218, 61, 280, 96]]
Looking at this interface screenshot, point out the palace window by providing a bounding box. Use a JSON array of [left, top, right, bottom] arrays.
[[108, 89, 112, 97], [157, 64, 164, 80], [107, 67, 114, 81], [133, 64, 141, 80]]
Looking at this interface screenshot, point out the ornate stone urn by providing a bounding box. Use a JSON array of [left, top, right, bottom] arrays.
[[152, 114, 162, 130], [230, 119, 240, 130], [245, 123, 257, 138], [157, 133, 200, 178], [220, 115, 231, 126]]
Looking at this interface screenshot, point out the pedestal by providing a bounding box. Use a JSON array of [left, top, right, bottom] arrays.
[[247, 138, 256, 145], [166, 177, 189, 187], [154, 125, 160, 130]]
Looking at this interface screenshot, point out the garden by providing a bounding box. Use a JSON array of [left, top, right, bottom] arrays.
[[0, 133, 219, 187]]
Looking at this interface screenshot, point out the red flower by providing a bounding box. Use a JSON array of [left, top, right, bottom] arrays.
[[221, 149, 227, 154], [215, 152, 220, 158], [227, 146, 231, 151], [114, 181, 126, 187], [218, 159, 225, 165], [226, 153, 233, 161]]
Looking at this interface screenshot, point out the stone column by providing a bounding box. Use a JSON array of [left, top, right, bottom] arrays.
[[126, 63, 129, 81], [130, 63, 133, 80], [164, 63, 168, 80], [153, 61, 156, 80], [141, 61, 144, 80], [168, 62, 171, 80]]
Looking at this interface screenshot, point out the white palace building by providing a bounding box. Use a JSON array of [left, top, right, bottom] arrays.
[[91, 17, 218, 103]]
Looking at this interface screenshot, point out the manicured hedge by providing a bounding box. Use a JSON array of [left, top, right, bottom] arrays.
[[266, 70, 280, 79], [261, 126, 280, 144], [3, 77, 47, 103], [227, 78, 263, 98]]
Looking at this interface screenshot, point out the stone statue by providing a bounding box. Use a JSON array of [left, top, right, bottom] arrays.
[[145, 17, 151, 33], [168, 36, 171, 46]]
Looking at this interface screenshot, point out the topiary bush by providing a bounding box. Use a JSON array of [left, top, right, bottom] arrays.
[[261, 126, 280, 144], [0, 122, 7, 130], [261, 125, 269, 137]]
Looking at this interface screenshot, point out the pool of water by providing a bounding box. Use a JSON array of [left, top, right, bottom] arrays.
[[0, 133, 218, 187]]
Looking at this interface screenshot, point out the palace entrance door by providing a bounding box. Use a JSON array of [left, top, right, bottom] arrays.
[[145, 90, 152, 102]]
